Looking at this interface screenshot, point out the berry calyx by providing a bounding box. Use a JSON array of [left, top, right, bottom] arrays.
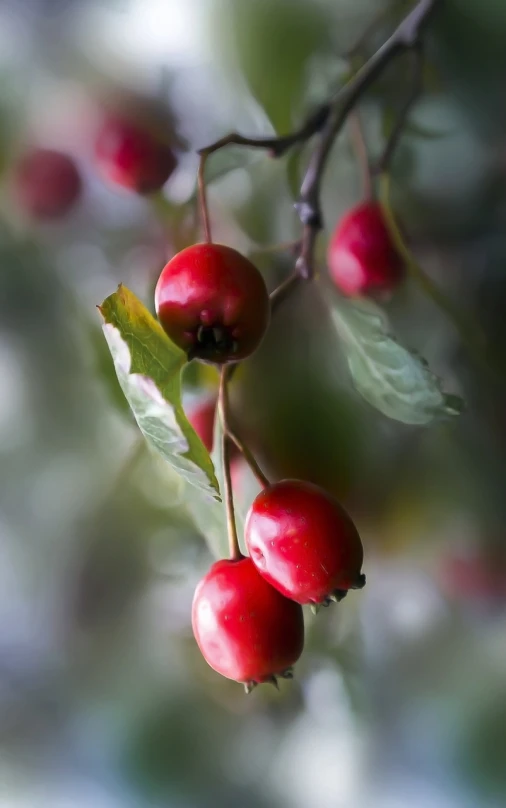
[[13, 148, 81, 220], [95, 116, 176, 194], [327, 201, 403, 296], [155, 243, 270, 364], [192, 556, 304, 690], [245, 479, 365, 605]]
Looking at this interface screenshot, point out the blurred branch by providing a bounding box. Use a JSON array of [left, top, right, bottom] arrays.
[[295, 0, 442, 278]]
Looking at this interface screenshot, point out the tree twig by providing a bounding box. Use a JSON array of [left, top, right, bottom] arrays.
[[294, 0, 442, 279], [197, 0, 441, 280]]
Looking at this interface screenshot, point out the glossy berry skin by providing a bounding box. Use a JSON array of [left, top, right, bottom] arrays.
[[245, 480, 364, 605], [95, 116, 176, 194], [155, 243, 270, 364], [192, 556, 304, 688], [327, 201, 403, 296], [13, 148, 81, 220]]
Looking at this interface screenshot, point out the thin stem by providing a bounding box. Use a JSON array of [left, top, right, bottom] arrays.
[[197, 153, 212, 242], [269, 271, 302, 313], [374, 43, 424, 175], [218, 366, 241, 560], [349, 110, 373, 200], [225, 427, 270, 489], [196, 103, 331, 161]]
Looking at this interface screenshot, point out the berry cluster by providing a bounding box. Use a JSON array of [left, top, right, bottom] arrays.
[[155, 241, 366, 692], [12, 92, 406, 693]]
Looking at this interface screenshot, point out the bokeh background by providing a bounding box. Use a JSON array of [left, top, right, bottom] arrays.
[[1, 0, 506, 806]]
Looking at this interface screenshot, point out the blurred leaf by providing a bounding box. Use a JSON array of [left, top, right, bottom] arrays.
[[330, 295, 463, 425], [404, 119, 455, 139], [382, 107, 454, 142], [204, 148, 260, 187], [236, 159, 296, 244], [223, 0, 330, 134], [99, 285, 220, 499]]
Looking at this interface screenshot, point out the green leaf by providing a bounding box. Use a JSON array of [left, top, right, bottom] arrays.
[[99, 285, 220, 499], [330, 295, 463, 425]]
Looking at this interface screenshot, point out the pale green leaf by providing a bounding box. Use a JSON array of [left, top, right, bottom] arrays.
[[330, 295, 463, 425], [99, 285, 220, 499]]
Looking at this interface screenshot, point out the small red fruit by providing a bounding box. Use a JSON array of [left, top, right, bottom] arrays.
[[13, 148, 81, 219], [155, 243, 270, 364], [245, 479, 365, 605], [192, 556, 304, 690], [327, 201, 403, 296], [95, 116, 176, 194]]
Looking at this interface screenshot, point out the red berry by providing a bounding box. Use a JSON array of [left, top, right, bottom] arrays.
[[155, 243, 270, 364], [95, 116, 176, 194], [187, 397, 217, 452], [327, 201, 403, 296], [192, 556, 304, 689], [245, 479, 365, 605], [13, 148, 81, 220]]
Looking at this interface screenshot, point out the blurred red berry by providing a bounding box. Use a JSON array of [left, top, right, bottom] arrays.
[[95, 116, 176, 194], [440, 552, 506, 603], [245, 479, 365, 605], [13, 148, 81, 220], [327, 201, 403, 296], [155, 243, 270, 364], [187, 397, 217, 453], [192, 556, 304, 690]]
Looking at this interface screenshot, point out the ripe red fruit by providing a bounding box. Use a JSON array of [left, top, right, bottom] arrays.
[[327, 201, 403, 296], [95, 116, 176, 194], [155, 243, 270, 364], [13, 148, 81, 220], [245, 479, 365, 606], [192, 556, 304, 690]]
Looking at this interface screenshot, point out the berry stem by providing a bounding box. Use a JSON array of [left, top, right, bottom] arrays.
[[218, 366, 242, 560], [225, 426, 270, 490], [197, 153, 212, 243], [269, 271, 302, 314], [348, 110, 373, 201]]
